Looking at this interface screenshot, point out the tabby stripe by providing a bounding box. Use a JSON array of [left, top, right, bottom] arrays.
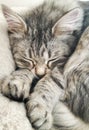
[[51, 75, 64, 89]]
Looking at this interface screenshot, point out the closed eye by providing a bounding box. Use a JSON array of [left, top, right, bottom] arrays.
[[22, 56, 35, 64], [47, 57, 59, 68], [47, 56, 67, 69], [16, 56, 36, 70]]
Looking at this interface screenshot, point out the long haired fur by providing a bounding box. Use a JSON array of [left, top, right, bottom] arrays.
[[0, 0, 89, 130]]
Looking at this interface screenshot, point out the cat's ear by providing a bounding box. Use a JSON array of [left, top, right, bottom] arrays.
[[2, 5, 27, 34], [52, 8, 83, 36]]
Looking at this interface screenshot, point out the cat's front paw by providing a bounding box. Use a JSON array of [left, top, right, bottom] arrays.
[[26, 94, 53, 130], [1, 71, 32, 101]]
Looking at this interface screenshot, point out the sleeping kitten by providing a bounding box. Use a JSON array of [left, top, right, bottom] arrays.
[[1, 0, 84, 129], [54, 25, 89, 130]]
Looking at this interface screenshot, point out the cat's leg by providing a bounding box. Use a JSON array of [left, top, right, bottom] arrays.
[[25, 70, 65, 130], [1, 69, 35, 101]]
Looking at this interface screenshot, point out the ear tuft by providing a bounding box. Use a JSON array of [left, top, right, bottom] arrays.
[[2, 4, 27, 34], [52, 8, 83, 36]]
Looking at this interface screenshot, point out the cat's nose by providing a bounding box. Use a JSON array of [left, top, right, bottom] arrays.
[[35, 66, 46, 78]]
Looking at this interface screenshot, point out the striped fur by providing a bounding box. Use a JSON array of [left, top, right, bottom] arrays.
[[57, 26, 89, 130], [1, 0, 89, 130]]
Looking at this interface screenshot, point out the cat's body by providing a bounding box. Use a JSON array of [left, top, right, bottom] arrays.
[[52, 26, 89, 130], [54, 25, 89, 130], [1, 0, 89, 130], [65, 26, 89, 123]]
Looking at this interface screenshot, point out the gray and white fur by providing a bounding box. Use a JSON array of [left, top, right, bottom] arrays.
[[1, 0, 89, 130], [53, 25, 89, 130]]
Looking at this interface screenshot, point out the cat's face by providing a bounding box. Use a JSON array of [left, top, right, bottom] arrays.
[[10, 32, 64, 77], [2, 5, 82, 78]]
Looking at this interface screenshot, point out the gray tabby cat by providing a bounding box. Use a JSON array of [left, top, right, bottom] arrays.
[[1, 0, 84, 129]]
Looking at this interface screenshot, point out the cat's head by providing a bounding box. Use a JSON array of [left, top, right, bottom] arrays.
[[2, 4, 83, 78]]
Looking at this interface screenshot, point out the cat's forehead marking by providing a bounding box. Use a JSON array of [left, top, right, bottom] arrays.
[[30, 43, 49, 60], [25, 25, 52, 56], [24, 8, 55, 48]]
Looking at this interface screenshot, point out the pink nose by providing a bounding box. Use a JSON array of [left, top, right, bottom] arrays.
[[35, 66, 46, 77]]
